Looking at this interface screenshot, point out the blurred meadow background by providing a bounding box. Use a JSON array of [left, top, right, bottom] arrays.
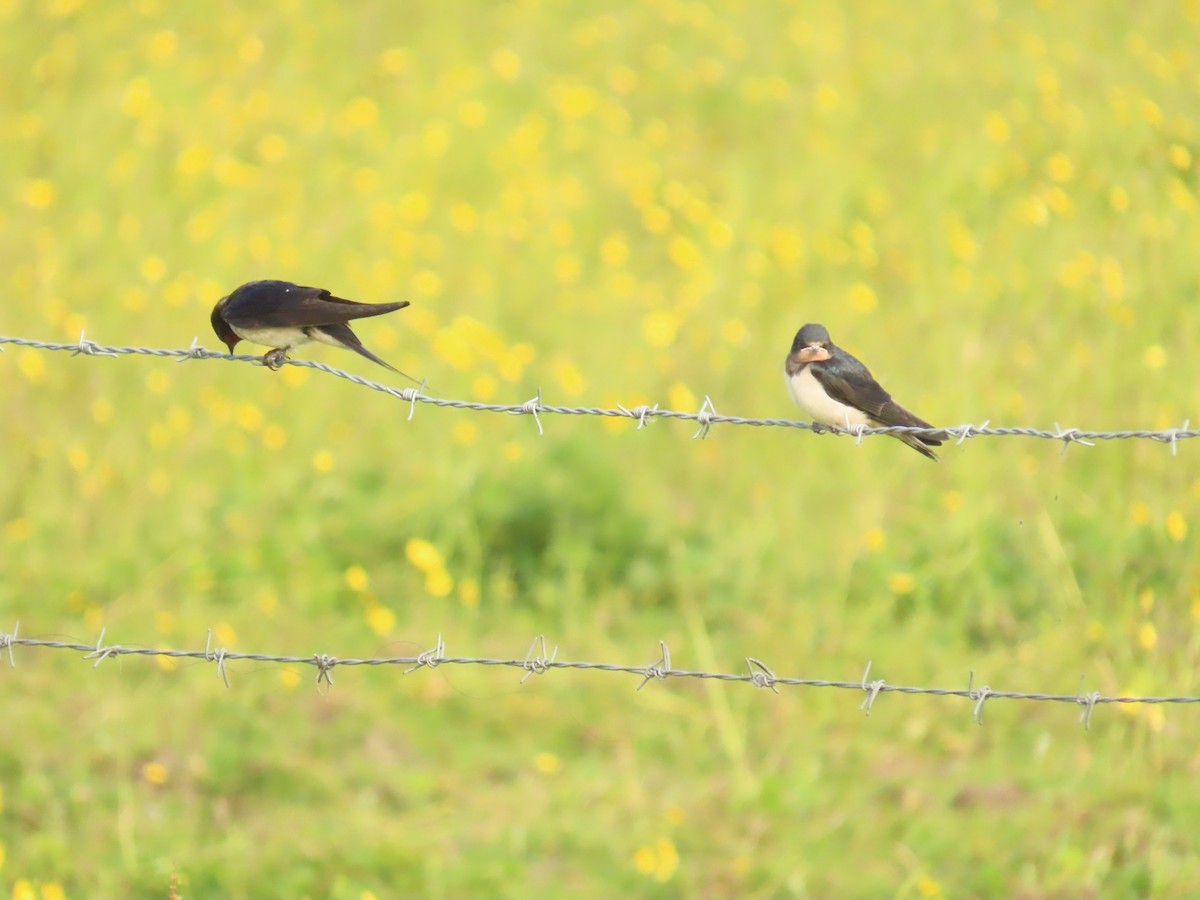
[[3, 0, 1200, 896]]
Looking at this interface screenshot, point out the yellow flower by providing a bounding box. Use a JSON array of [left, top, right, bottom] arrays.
[[600, 233, 629, 266], [366, 605, 395, 636], [491, 48, 521, 81], [1166, 510, 1187, 542], [145, 29, 176, 60], [453, 422, 476, 445], [66, 444, 89, 473], [411, 270, 442, 297], [22, 178, 56, 209], [983, 111, 1010, 143], [312, 450, 334, 473], [256, 134, 287, 162], [142, 761, 169, 785], [887, 572, 916, 595], [1140, 98, 1163, 126], [1046, 152, 1074, 182], [654, 838, 679, 882], [345, 565, 370, 592], [459, 99, 487, 128], [261, 425, 287, 450], [3, 518, 31, 543], [554, 360, 586, 397], [1138, 622, 1157, 650], [668, 382, 697, 413], [1143, 345, 1167, 369], [458, 578, 480, 608], [642, 310, 678, 348], [379, 47, 410, 75], [342, 96, 378, 129], [848, 282, 877, 313], [534, 752, 560, 774], [668, 236, 701, 270], [917, 874, 943, 898], [425, 567, 454, 597], [18, 350, 45, 383], [719, 318, 748, 346], [863, 527, 885, 551], [350, 167, 378, 194], [449, 203, 478, 233], [140, 255, 167, 283], [633, 847, 656, 875], [393, 193, 428, 224], [405, 539, 443, 573], [235, 403, 262, 431], [769, 227, 804, 270], [256, 589, 278, 615], [642, 206, 671, 234], [813, 82, 840, 110]]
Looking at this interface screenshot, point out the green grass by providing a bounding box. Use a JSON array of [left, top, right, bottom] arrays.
[[3, 0, 1200, 897]]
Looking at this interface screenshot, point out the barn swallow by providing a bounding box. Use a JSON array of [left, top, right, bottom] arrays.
[[784, 323, 946, 460], [210, 280, 412, 376]]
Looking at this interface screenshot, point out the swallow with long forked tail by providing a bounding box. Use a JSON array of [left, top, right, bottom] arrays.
[[784, 323, 946, 460], [211, 280, 412, 376]]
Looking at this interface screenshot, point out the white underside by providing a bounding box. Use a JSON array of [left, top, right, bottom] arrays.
[[231, 325, 313, 350], [785, 366, 870, 428]]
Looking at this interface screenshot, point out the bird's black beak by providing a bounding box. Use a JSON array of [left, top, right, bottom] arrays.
[[796, 343, 831, 363]]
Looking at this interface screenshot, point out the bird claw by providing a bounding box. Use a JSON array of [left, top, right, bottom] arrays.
[[263, 349, 288, 370]]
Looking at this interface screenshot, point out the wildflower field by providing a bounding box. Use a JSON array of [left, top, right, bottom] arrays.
[[3, 1, 1200, 897]]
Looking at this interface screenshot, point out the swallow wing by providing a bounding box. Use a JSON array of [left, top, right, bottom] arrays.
[[223, 282, 409, 328], [810, 350, 944, 442]]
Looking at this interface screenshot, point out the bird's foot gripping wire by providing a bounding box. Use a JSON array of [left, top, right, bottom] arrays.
[[263, 349, 289, 370]]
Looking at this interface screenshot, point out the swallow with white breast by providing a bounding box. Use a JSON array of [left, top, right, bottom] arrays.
[[784, 323, 946, 460]]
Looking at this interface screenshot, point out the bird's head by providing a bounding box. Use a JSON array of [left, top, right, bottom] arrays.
[[210, 297, 240, 354], [789, 323, 832, 364]]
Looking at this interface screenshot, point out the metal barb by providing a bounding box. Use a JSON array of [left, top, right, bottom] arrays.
[[637, 641, 672, 690], [313, 654, 337, 686], [1168, 419, 1190, 457], [617, 403, 659, 430], [204, 631, 231, 688], [399, 379, 427, 421], [404, 634, 446, 674], [175, 336, 205, 362], [1079, 691, 1101, 730], [83, 628, 119, 668], [520, 634, 559, 683], [971, 685, 993, 725], [510, 389, 543, 435], [1, 621, 17, 667], [859, 661, 886, 715], [956, 420, 989, 446], [746, 657, 779, 693], [1076, 676, 1101, 730], [692, 396, 717, 439], [1053, 423, 1095, 455]]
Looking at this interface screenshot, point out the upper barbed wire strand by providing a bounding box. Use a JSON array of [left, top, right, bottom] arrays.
[[1, 334, 1195, 447]]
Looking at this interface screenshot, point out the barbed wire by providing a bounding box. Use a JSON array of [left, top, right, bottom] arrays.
[[3, 625, 1197, 729], [1, 333, 1195, 450]]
